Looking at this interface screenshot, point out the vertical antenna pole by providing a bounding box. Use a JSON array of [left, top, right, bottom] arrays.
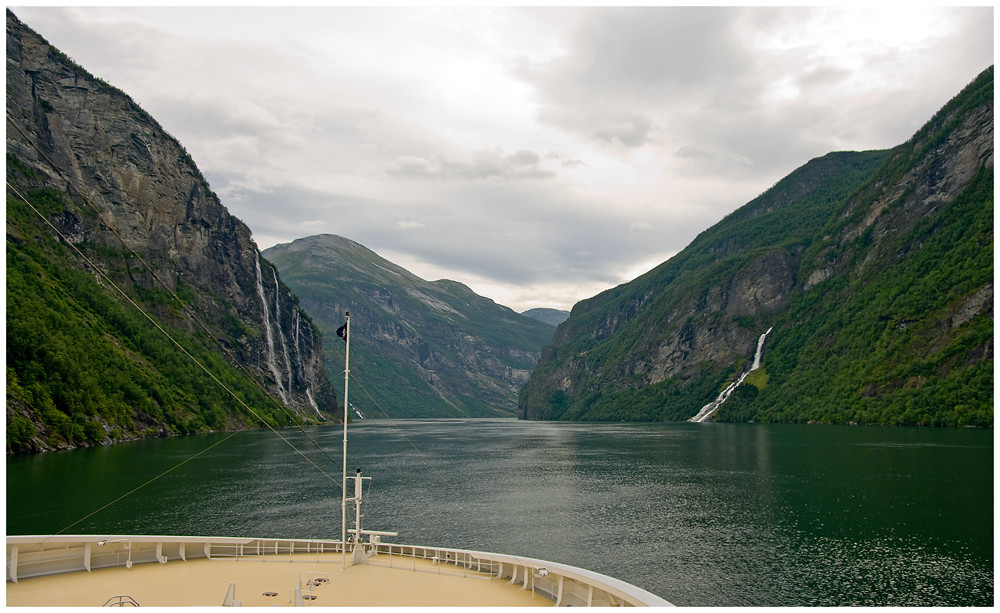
[[355, 468, 363, 539], [341, 311, 351, 570]]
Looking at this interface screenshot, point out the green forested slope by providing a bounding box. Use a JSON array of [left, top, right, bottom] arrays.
[[6, 186, 298, 452], [520, 150, 892, 421], [520, 67, 993, 427], [265, 235, 555, 418], [7, 11, 336, 453], [716, 83, 994, 426]]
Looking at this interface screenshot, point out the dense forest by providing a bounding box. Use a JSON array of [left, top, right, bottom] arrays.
[[520, 67, 993, 427], [522, 149, 893, 422], [717, 151, 993, 424], [6, 181, 305, 452]]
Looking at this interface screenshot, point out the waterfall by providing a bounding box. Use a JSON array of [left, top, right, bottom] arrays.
[[305, 387, 322, 417], [751, 327, 772, 370], [293, 311, 302, 366], [292, 310, 305, 385], [689, 327, 773, 423], [255, 256, 289, 405], [272, 268, 294, 395]]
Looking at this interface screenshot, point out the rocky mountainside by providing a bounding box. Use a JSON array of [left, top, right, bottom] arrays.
[[263, 234, 556, 418], [6, 11, 338, 452], [520, 67, 993, 427]]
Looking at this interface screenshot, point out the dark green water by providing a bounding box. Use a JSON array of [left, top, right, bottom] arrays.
[[6, 419, 993, 606]]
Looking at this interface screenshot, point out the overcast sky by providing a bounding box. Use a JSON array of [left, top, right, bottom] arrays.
[[11, 5, 993, 312]]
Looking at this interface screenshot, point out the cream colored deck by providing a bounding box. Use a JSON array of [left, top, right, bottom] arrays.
[[6, 553, 553, 607]]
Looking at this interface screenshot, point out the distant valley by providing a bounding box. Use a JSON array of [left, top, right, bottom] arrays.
[[263, 235, 556, 418], [521, 308, 571, 326]]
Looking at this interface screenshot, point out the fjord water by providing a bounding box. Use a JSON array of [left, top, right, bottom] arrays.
[[7, 419, 992, 606]]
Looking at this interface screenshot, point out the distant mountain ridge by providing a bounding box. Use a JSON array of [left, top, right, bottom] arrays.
[[522, 308, 571, 326], [519, 66, 993, 427], [263, 234, 556, 418], [6, 11, 337, 452]]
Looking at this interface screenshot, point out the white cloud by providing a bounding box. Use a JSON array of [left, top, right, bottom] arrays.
[[385, 148, 555, 181], [396, 220, 425, 230], [622, 254, 677, 284]]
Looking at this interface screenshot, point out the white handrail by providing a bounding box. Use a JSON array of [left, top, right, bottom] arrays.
[[7, 535, 672, 606]]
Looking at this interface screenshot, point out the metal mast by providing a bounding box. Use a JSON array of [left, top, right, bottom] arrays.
[[340, 311, 350, 570]]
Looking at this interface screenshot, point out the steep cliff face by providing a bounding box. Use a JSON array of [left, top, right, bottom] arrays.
[[519, 149, 891, 421], [6, 11, 337, 451], [264, 234, 555, 418], [520, 67, 993, 426], [736, 67, 993, 426]]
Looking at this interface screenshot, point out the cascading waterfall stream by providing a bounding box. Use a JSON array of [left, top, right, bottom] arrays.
[[305, 387, 322, 416], [255, 256, 289, 405], [271, 268, 295, 395], [690, 327, 772, 423], [293, 311, 302, 370], [751, 326, 771, 370], [293, 312, 322, 416]]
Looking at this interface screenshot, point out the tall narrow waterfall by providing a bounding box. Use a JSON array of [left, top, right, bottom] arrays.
[[255, 256, 289, 405], [271, 268, 294, 395], [751, 327, 772, 370], [689, 327, 772, 423], [305, 387, 322, 416], [293, 311, 302, 366]]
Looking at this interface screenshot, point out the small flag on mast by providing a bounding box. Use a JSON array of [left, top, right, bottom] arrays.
[[336, 322, 348, 342]]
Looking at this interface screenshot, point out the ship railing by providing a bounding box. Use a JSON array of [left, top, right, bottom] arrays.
[[7, 535, 672, 607], [5, 535, 346, 582], [366, 541, 672, 607]]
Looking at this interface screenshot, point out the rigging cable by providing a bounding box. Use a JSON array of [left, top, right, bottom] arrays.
[[346, 371, 542, 570], [5, 112, 341, 469], [8, 110, 536, 571], [40, 430, 245, 538], [346, 372, 461, 502], [6, 181, 338, 486]]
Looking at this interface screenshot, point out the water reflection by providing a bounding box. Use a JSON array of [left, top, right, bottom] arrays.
[[6, 419, 992, 606]]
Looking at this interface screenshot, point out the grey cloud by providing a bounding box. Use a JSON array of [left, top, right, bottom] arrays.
[[216, 173, 691, 294], [522, 7, 760, 148], [545, 151, 585, 168], [549, 8, 753, 100], [394, 181, 709, 287], [15, 8, 171, 80], [385, 148, 556, 181], [592, 113, 655, 147], [519, 4, 994, 177], [795, 66, 852, 93], [17, 5, 992, 313]]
